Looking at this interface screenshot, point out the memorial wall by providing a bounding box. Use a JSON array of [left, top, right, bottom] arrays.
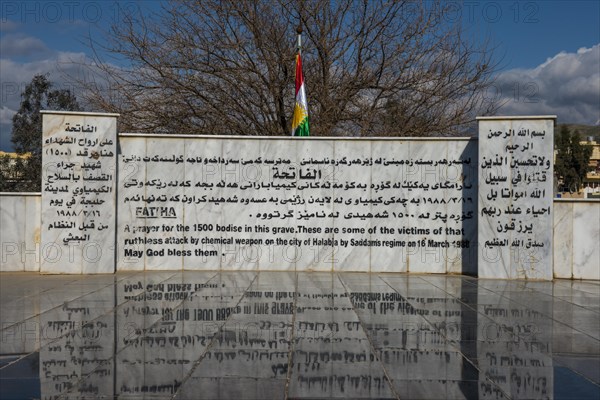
[[2, 112, 586, 279], [117, 135, 478, 273], [0, 193, 40, 272]]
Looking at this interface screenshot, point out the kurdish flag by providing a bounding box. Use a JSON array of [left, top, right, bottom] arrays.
[[292, 53, 310, 136]]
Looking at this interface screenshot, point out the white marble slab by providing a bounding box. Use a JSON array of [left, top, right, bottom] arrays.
[[143, 138, 185, 271], [0, 200, 40, 271], [572, 202, 600, 280], [553, 201, 573, 278], [257, 139, 297, 271], [369, 140, 409, 273], [550, 200, 600, 280], [24, 195, 42, 271], [476, 281, 554, 399], [39, 284, 115, 398], [220, 139, 262, 271], [116, 136, 478, 274], [40, 112, 117, 274], [116, 137, 147, 271], [478, 117, 555, 280], [1, 194, 27, 271], [331, 140, 370, 272], [406, 140, 449, 274], [447, 140, 478, 275], [182, 138, 224, 271]]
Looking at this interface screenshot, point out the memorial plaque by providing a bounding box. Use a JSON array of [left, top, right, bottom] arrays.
[[477, 116, 555, 279], [118, 136, 477, 272], [34, 112, 561, 278], [41, 111, 118, 273]]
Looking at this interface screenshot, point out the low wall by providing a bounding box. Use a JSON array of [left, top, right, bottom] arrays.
[[0, 192, 41, 272], [0, 111, 596, 279], [553, 199, 600, 279], [2, 192, 598, 279]]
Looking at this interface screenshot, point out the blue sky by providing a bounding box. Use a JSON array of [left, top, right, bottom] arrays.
[[461, 0, 599, 69], [1, 0, 599, 151]]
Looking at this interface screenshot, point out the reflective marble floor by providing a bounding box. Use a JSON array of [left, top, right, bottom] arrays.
[[0, 272, 599, 399]]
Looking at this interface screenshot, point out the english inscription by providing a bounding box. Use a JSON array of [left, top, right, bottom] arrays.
[[118, 138, 478, 272]]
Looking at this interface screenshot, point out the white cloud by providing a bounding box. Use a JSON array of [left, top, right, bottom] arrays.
[[0, 106, 16, 124], [0, 50, 89, 107], [0, 51, 92, 151], [494, 44, 600, 125], [0, 33, 49, 57], [1, 38, 599, 152], [1, 51, 87, 82]]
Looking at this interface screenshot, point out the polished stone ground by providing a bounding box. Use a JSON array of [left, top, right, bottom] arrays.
[[0, 272, 598, 399]]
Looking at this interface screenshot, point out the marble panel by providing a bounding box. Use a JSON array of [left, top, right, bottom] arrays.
[[572, 202, 600, 280], [478, 119, 514, 279], [553, 201, 573, 278], [182, 138, 224, 270], [256, 139, 297, 271], [39, 284, 116, 398], [476, 285, 554, 399], [0, 194, 42, 272], [219, 139, 262, 271], [369, 140, 409, 273], [117, 137, 147, 271], [115, 136, 484, 274], [478, 117, 554, 280], [115, 272, 188, 395], [185, 273, 295, 384], [447, 140, 478, 275], [331, 139, 371, 272], [287, 138, 335, 272], [0, 195, 26, 271], [406, 141, 449, 274], [143, 138, 185, 271], [40, 112, 118, 274], [24, 195, 42, 272], [289, 273, 395, 398]]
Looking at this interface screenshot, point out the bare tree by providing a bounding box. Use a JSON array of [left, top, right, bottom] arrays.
[[81, 0, 499, 137]]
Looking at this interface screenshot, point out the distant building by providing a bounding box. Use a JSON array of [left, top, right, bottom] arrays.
[[0, 151, 31, 182], [582, 137, 600, 198]]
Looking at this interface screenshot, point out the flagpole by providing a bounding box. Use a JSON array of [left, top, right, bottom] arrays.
[[292, 23, 309, 136]]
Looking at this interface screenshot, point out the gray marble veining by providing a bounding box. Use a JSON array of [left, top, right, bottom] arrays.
[[1, 272, 598, 399]]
